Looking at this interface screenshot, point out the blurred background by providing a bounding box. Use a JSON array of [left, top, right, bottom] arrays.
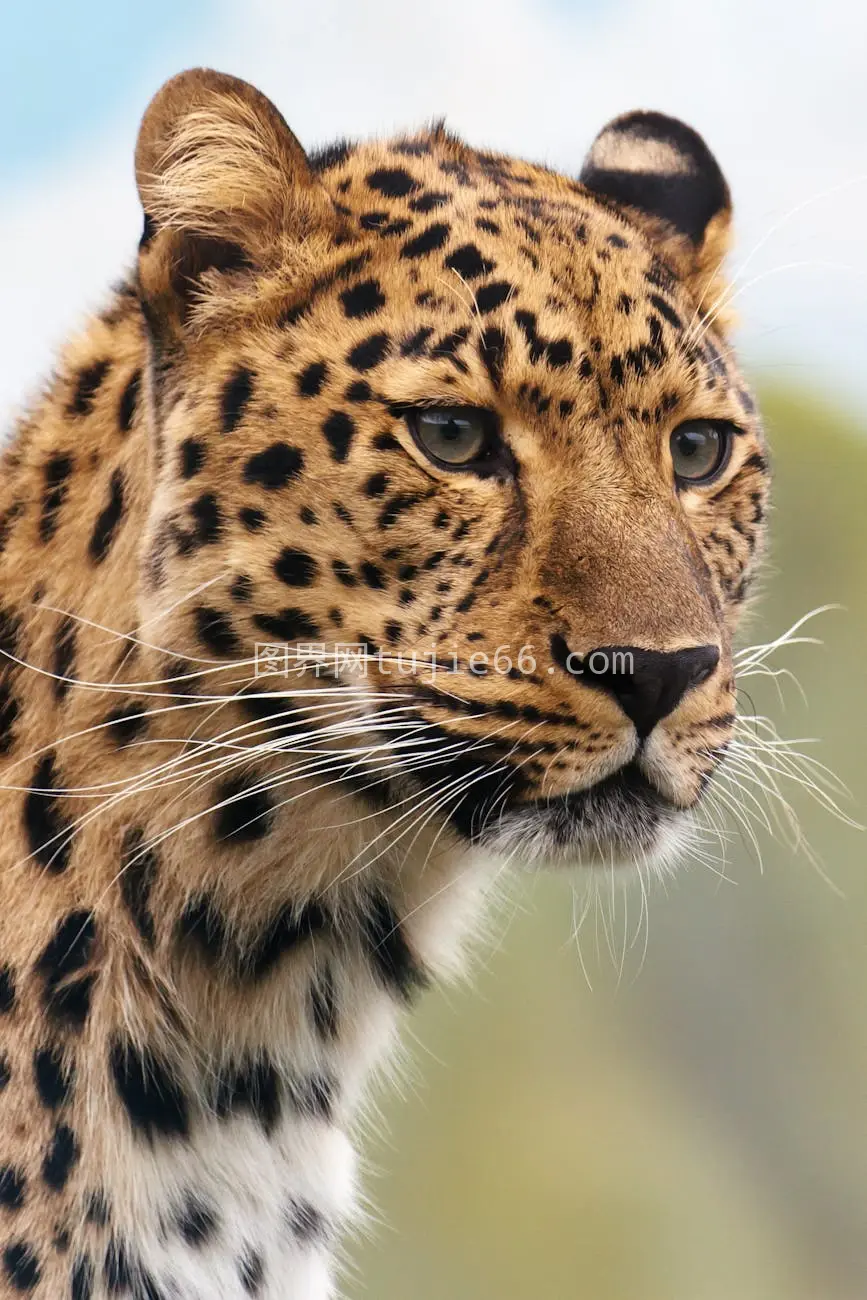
[[2, 3, 865, 1297]]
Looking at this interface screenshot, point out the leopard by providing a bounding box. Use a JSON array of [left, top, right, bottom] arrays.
[[0, 68, 769, 1299]]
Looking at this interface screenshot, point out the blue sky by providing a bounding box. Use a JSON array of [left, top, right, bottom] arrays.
[[0, 0, 223, 179], [2, 0, 866, 416]]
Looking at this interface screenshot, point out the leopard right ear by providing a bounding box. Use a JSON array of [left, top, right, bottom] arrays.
[[135, 68, 337, 337]]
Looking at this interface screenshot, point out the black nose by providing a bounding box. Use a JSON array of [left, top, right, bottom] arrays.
[[572, 643, 720, 738]]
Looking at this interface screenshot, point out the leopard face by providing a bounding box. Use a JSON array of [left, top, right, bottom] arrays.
[[136, 72, 768, 870]]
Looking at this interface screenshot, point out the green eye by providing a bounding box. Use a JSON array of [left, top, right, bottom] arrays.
[[670, 420, 734, 485], [406, 407, 499, 470]]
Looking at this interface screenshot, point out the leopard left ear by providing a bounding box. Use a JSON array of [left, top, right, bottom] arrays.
[[135, 68, 338, 340], [580, 111, 732, 306]]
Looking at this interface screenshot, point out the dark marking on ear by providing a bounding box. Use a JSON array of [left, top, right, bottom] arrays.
[[580, 110, 730, 245], [89, 468, 126, 563], [221, 367, 255, 434], [110, 1040, 190, 1140]]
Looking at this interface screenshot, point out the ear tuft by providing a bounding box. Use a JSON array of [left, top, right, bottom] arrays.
[[579, 110, 730, 248]]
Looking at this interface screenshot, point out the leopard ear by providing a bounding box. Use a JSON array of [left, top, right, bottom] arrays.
[[135, 68, 336, 336], [580, 111, 732, 303]]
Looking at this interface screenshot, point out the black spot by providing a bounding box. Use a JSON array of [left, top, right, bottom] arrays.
[[110, 1041, 190, 1141], [52, 616, 76, 702], [340, 279, 386, 319], [0, 965, 15, 1013], [34, 1045, 73, 1110], [286, 1198, 331, 1245], [299, 505, 317, 526], [238, 1248, 265, 1295], [25, 753, 73, 875], [309, 140, 354, 172], [86, 1191, 110, 1226], [103, 1238, 132, 1291], [361, 892, 428, 1002], [478, 326, 507, 389], [176, 1194, 218, 1247], [346, 379, 372, 402], [366, 167, 419, 198], [180, 895, 327, 982], [243, 442, 304, 490], [297, 361, 329, 397], [3, 1241, 40, 1290], [308, 964, 339, 1040], [230, 574, 253, 603], [649, 293, 684, 331], [546, 338, 573, 368], [400, 325, 435, 357], [409, 191, 449, 212], [193, 606, 240, 658], [373, 432, 401, 451], [120, 828, 157, 948], [221, 367, 255, 433], [379, 492, 423, 529], [360, 561, 386, 590], [239, 506, 266, 532], [401, 223, 451, 259], [253, 609, 320, 641], [42, 1123, 80, 1190], [179, 438, 205, 478], [331, 560, 357, 588], [286, 1072, 337, 1122], [36, 910, 96, 1029], [347, 333, 390, 371], [0, 1056, 11, 1090], [214, 1058, 281, 1133], [274, 548, 318, 588], [322, 411, 356, 462], [0, 1166, 26, 1209], [445, 243, 494, 280], [475, 281, 513, 314], [0, 678, 19, 755], [40, 452, 74, 542], [359, 210, 388, 230], [364, 472, 389, 497], [71, 1254, 94, 1300], [89, 468, 125, 563], [118, 371, 141, 433], [384, 620, 402, 644], [68, 360, 111, 416], [105, 703, 148, 748], [214, 775, 274, 842]]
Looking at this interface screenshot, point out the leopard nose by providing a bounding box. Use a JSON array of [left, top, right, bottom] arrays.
[[579, 644, 720, 738]]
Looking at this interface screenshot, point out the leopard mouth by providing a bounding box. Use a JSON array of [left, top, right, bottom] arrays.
[[450, 762, 688, 867]]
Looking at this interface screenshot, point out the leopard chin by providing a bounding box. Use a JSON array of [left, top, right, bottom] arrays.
[[467, 764, 694, 870]]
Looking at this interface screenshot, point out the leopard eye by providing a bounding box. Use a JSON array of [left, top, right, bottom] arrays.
[[670, 419, 734, 485], [406, 407, 500, 470]]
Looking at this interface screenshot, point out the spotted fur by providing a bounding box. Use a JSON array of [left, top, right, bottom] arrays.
[[0, 71, 768, 1298]]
